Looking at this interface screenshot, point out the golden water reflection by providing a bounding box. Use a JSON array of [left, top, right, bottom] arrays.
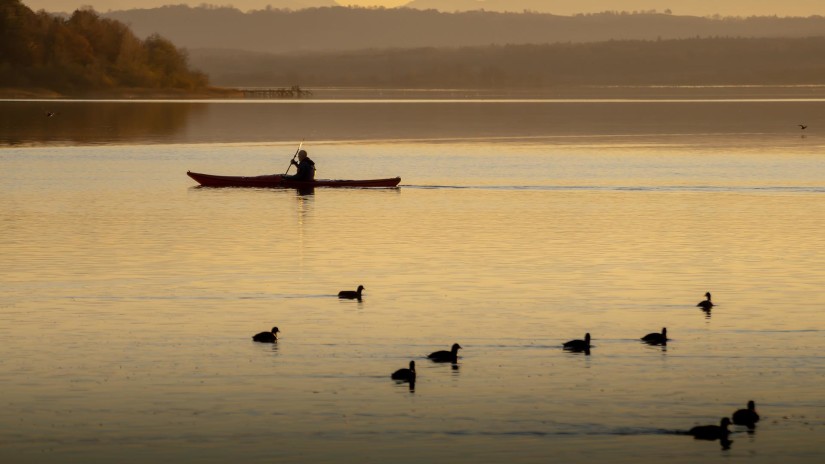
[[1, 113, 824, 463]]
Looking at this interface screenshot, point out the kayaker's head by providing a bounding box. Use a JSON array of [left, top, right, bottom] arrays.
[[297, 150, 308, 161]]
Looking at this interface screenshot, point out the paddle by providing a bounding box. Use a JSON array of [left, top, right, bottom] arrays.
[[284, 141, 304, 175]]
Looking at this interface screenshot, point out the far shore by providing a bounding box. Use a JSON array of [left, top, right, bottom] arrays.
[[0, 86, 243, 100], [4, 85, 825, 101]]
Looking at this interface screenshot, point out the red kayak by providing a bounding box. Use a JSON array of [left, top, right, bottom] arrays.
[[187, 171, 401, 188]]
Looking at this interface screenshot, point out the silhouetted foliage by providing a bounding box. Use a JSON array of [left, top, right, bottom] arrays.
[[0, 0, 208, 93], [191, 36, 825, 88]]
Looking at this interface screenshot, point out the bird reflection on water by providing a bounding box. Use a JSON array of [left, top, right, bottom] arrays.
[[564, 347, 591, 356], [719, 437, 733, 450]]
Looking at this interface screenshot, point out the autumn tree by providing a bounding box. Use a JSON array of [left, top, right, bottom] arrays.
[[0, 0, 209, 93]]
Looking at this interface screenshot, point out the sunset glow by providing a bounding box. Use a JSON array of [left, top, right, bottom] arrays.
[[20, 0, 825, 16]]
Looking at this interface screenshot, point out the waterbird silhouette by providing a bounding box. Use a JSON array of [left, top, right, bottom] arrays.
[[677, 419, 733, 449], [428, 343, 462, 363], [697, 292, 714, 310], [641, 327, 668, 345], [391, 361, 416, 383], [689, 417, 731, 440], [563, 333, 591, 352], [732, 400, 760, 427], [799, 124, 807, 130], [338, 285, 364, 299], [252, 326, 280, 343]]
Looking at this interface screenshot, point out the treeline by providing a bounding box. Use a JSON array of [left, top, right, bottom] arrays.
[[105, 5, 825, 54], [0, 0, 208, 94], [191, 36, 825, 88]]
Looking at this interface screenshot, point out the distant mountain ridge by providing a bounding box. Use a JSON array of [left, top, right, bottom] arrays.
[[400, 0, 825, 16], [104, 6, 825, 55], [255, 0, 336, 9], [401, 0, 592, 14], [274, 0, 335, 8], [188, 36, 825, 88]]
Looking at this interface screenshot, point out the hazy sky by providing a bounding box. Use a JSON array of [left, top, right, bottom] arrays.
[[21, 0, 825, 16]]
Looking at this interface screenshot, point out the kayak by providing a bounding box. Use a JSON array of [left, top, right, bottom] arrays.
[[187, 171, 401, 188]]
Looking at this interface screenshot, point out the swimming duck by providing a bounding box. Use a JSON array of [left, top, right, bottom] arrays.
[[697, 292, 714, 310], [391, 361, 416, 382], [428, 343, 462, 363], [689, 417, 731, 440], [563, 333, 591, 352], [338, 285, 365, 299], [252, 326, 280, 343], [732, 400, 760, 426], [641, 327, 668, 345]]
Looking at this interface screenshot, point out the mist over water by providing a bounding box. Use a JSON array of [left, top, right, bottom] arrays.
[[1, 97, 824, 463]]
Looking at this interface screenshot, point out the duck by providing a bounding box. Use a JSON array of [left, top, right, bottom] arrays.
[[697, 292, 714, 310], [252, 326, 280, 343], [428, 343, 462, 363], [391, 361, 416, 382], [563, 333, 591, 352], [689, 417, 731, 440], [641, 327, 668, 345], [732, 400, 760, 426], [338, 285, 364, 299]]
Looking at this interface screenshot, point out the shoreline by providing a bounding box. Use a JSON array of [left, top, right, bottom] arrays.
[[4, 85, 825, 101], [0, 86, 244, 100]]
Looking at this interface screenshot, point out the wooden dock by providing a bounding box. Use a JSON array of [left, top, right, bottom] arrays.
[[240, 86, 312, 99]]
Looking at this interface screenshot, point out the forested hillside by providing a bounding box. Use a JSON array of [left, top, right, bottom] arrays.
[[191, 36, 825, 88], [0, 0, 210, 95], [105, 5, 825, 54]]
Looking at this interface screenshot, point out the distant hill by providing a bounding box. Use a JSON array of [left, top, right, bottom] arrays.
[[105, 6, 825, 54], [189, 36, 825, 88], [402, 0, 604, 14], [261, 0, 336, 8], [399, 0, 820, 16]]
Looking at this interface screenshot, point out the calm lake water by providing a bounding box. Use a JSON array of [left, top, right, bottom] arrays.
[[1, 98, 824, 463]]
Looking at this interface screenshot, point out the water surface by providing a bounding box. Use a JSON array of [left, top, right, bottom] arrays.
[[1, 99, 824, 463]]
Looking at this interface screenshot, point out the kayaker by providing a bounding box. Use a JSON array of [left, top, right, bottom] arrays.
[[284, 150, 316, 181]]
